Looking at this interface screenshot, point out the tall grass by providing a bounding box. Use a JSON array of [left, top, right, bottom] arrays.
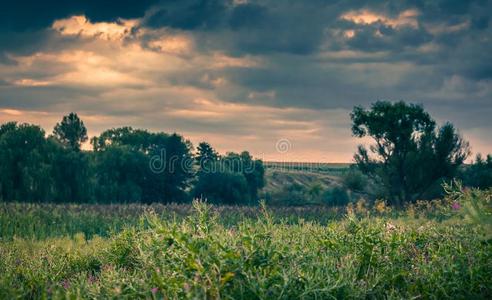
[[0, 185, 491, 299], [0, 202, 342, 240]]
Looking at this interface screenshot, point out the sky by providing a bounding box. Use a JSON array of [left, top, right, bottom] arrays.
[[0, 0, 491, 162]]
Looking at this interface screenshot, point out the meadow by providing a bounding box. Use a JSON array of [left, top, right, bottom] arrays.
[[1, 186, 491, 299]]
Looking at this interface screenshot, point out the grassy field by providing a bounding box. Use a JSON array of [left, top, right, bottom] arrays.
[[1, 188, 491, 299], [264, 162, 351, 176]]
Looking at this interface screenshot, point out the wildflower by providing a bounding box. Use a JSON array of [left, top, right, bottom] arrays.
[[452, 202, 461, 210], [151, 287, 158, 294], [61, 280, 70, 289], [386, 223, 396, 231], [88, 275, 96, 284]]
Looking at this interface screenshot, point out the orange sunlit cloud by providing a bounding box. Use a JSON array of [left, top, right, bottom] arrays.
[[341, 9, 419, 28], [52, 15, 138, 41]]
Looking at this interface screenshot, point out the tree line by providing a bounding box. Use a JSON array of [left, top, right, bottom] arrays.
[[0, 113, 264, 204], [0, 101, 490, 205]]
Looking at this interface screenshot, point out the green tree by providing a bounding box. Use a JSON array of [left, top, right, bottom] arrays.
[[193, 166, 250, 205], [351, 101, 469, 205], [0, 122, 55, 202], [53, 113, 88, 151], [196, 142, 219, 171], [461, 154, 492, 189], [223, 151, 265, 202], [50, 141, 93, 203], [93, 145, 147, 203], [91, 127, 193, 203]]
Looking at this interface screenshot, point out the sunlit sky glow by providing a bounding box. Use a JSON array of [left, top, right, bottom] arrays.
[[1, 0, 491, 162]]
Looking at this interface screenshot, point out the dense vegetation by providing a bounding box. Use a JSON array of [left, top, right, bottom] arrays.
[[2, 101, 490, 207], [0, 114, 264, 204], [0, 186, 491, 299], [351, 101, 470, 205]]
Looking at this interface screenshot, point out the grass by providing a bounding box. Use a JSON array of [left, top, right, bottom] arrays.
[[0, 187, 491, 299], [264, 162, 351, 176], [0, 203, 343, 241]]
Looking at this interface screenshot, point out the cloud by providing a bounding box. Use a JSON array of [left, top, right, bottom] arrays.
[[340, 9, 420, 28], [0, 0, 491, 160], [0, 0, 159, 31], [52, 15, 138, 41]]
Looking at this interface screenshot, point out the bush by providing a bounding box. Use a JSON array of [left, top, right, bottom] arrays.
[[342, 168, 368, 192], [323, 187, 350, 206], [267, 183, 310, 206]]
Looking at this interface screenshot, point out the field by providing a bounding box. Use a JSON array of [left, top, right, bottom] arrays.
[[1, 187, 491, 299], [264, 162, 351, 177]]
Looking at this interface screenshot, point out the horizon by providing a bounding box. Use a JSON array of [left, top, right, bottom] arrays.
[[1, 0, 491, 162]]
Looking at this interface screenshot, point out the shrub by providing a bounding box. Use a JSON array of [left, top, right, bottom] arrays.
[[342, 168, 368, 192], [322, 187, 350, 206]]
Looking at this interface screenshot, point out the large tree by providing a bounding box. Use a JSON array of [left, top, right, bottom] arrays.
[[196, 142, 219, 171], [351, 101, 469, 205], [0, 122, 55, 202], [53, 112, 88, 151], [91, 127, 193, 203]]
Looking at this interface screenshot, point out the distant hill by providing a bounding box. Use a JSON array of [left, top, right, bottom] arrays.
[[264, 161, 351, 174], [262, 162, 351, 195]]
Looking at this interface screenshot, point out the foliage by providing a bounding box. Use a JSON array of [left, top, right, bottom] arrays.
[[444, 180, 492, 239], [322, 186, 350, 206], [193, 169, 251, 204], [52, 112, 88, 151], [194, 149, 265, 204], [351, 101, 469, 205], [196, 142, 219, 170], [461, 154, 492, 189], [0, 201, 491, 299], [0, 122, 55, 202], [0, 115, 268, 204], [342, 167, 368, 192], [267, 183, 309, 206]]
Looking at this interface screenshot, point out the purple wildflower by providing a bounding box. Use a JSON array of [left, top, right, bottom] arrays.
[[151, 287, 158, 294], [61, 280, 70, 289], [88, 275, 96, 284], [452, 202, 461, 210]]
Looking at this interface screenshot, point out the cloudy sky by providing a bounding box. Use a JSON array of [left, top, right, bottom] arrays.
[[0, 0, 491, 162]]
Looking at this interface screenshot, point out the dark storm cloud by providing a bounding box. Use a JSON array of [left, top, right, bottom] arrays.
[[0, 0, 160, 57], [145, 0, 230, 30], [0, 0, 159, 31]]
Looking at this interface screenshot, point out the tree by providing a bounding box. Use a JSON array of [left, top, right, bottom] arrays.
[[0, 122, 55, 202], [93, 145, 148, 203], [53, 113, 88, 151], [196, 142, 219, 171], [193, 166, 250, 205], [50, 140, 93, 203], [351, 101, 469, 205], [461, 154, 492, 189], [193, 151, 265, 205], [91, 127, 193, 203], [223, 151, 265, 202]]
